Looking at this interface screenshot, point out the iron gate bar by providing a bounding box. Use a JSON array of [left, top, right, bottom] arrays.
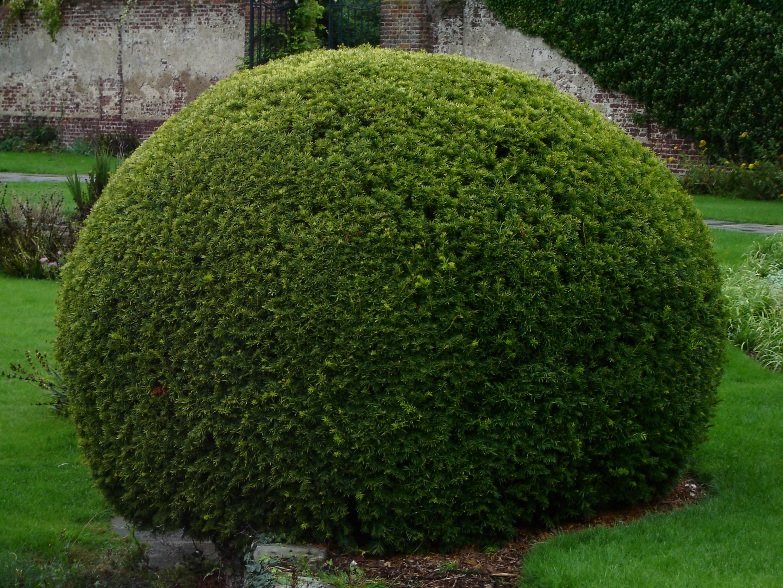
[[248, 0, 381, 67], [247, 0, 297, 67]]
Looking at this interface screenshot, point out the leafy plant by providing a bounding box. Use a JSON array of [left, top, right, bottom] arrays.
[[246, 0, 324, 66], [67, 138, 95, 156], [56, 48, 725, 555], [243, 548, 276, 588], [0, 188, 76, 279], [724, 234, 783, 372], [0, 134, 26, 151], [287, 0, 325, 54], [483, 0, 783, 162], [66, 150, 114, 221], [2, 0, 63, 39], [320, 561, 384, 588], [0, 116, 59, 151], [1, 350, 69, 416], [682, 154, 783, 201], [92, 132, 140, 158]]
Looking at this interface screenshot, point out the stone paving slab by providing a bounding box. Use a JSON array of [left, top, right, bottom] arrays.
[[110, 516, 219, 570], [704, 219, 783, 234], [111, 517, 333, 586], [253, 543, 328, 566], [0, 172, 88, 183]]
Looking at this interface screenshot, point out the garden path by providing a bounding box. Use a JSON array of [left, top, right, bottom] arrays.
[[0, 172, 88, 182], [704, 219, 783, 234]]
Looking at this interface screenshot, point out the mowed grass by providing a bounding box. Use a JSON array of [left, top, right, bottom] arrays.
[[0, 273, 113, 583], [0, 151, 103, 175], [519, 229, 783, 587], [692, 194, 783, 225], [1, 181, 75, 213], [708, 229, 768, 269]]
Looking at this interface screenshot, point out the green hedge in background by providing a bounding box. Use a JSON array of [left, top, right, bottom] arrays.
[[56, 48, 725, 554], [484, 0, 783, 162]]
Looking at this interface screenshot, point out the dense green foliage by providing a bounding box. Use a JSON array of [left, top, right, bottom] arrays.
[[56, 48, 725, 553], [724, 234, 783, 371], [484, 0, 783, 162], [1, 0, 61, 38], [683, 158, 783, 201]]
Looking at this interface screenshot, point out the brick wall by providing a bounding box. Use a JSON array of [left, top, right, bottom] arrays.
[[596, 92, 699, 174], [0, 0, 245, 145], [380, 0, 432, 51]]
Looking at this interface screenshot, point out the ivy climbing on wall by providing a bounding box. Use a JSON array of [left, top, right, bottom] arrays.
[[2, 0, 62, 39], [483, 0, 783, 162]]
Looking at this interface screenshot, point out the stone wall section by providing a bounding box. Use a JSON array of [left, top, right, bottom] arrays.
[[0, 0, 245, 144], [429, 0, 698, 172]]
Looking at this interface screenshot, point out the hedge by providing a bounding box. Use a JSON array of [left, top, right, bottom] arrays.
[[56, 48, 726, 554]]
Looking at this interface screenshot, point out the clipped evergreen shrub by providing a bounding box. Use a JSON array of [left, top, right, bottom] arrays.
[[56, 48, 725, 553]]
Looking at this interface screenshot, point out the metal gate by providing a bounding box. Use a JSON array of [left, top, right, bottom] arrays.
[[247, 0, 380, 67], [247, 0, 297, 67], [326, 0, 381, 49]]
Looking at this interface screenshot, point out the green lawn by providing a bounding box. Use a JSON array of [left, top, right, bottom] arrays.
[[520, 228, 782, 587], [1, 181, 74, 213], [0, 274, 113, 583], [692, 194, 783, 225], [0, 151, 102, 175], [708, 229, 767, 269]]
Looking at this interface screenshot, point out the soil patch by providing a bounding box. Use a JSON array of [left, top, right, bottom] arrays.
[[327, 476, 706, 588]]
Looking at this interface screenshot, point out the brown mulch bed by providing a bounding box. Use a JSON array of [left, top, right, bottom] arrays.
[[327, 476, 706, 588]]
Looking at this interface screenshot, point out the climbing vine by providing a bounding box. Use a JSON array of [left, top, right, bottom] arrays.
[[484, 0, 783, 162], [1, 0, 62, 39]]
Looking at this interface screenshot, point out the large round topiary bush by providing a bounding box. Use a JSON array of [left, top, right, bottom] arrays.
[[56, 48, 725, 553]]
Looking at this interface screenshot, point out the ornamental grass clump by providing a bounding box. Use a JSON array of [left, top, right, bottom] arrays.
[[56, 48, 725, 554], [724, 234, 783, 372]]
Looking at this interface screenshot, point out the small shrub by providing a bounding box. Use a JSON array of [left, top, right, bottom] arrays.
[[2, 350, 69, 416], [92, 132, 140, 158], [0, 116, 60, 151], [0, 188, 75, 279], [725, 234, 783, 371], [56, 48, 726, 554], [68, 138, 95, 156], [0, 134, 26, 151], [67, 150, 115, 221], [683, 157, 783, 201]]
